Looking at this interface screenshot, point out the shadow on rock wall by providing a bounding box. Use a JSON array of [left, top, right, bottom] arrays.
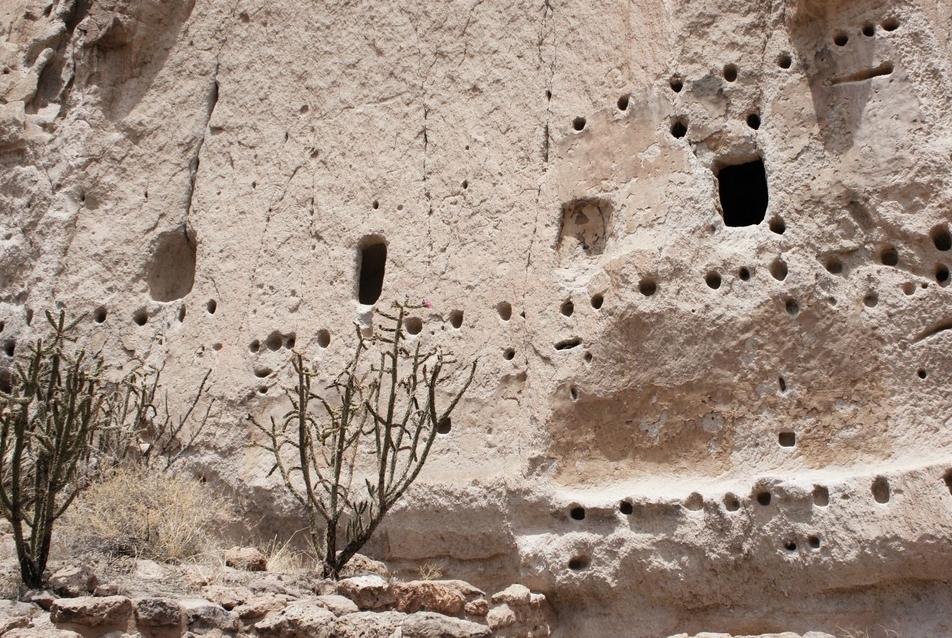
[[787, 0, 896, 154]]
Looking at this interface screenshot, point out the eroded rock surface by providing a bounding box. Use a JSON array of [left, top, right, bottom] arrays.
[[3, 0, 952, 636]]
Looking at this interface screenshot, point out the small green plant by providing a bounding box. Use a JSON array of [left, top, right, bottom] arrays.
[[251, 300, 476, 579]]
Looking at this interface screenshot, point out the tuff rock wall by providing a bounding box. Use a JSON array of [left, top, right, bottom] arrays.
[[3, 0, 952, 636]]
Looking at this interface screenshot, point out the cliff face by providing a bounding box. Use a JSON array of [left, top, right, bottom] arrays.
[[4, 0, 952, 635]]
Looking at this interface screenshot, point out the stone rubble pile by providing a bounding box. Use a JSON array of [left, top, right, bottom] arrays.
[[0, 555, 552, 638]]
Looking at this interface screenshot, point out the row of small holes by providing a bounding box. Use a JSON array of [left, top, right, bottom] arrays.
[[834, 18, 899, 45], [565, 468, 952, 570], [126, 301, 216, 327]]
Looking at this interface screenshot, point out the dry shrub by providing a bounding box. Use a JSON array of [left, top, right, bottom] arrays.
[[263, 535, 319, 575], [61, 466, 234, 563]]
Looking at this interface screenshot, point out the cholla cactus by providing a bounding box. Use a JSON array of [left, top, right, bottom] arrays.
[[250, 299, 476, 579]]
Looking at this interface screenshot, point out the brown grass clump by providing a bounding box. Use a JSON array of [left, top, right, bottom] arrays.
[[60, 466, 234, 564]]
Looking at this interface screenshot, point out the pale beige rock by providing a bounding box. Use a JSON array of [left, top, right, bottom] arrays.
[[4, 0, 952, 635], [232, 594, 296, 620], [179, 599, 238, 633], [200, 585, 253, 610], [401, 611, 492, 638], [50, 596, 131, 627], [336, 575, 394, 611], [4, 629, 82, 638], [49, 566, 98, 598], [253, 601, 335, 638], [312, 594, 359, 616], [338, 554, 391, 579]]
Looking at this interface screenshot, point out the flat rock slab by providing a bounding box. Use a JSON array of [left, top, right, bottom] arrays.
[[50, 595, 132, 627]]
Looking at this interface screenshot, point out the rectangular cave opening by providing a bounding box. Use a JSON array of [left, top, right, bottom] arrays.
[[358, 239, 387, 304], [717, 158, 768, 227]]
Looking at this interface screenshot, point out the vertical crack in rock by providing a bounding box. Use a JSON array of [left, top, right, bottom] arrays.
[[184, 65, 219, 224]]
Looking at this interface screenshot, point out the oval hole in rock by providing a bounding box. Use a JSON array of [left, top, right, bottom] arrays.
[[617, 94, 629, 111], [555, 338, 582, 351], [258, 386, 268, 394], [705, 272, 722, 289], [568, 556, 590, 571], [93, 306, 107, 323], [769, 217, 785, 234], [724, 494, 740, 512], [785, 541, 798, 552], [833, 31, 849, 46], [572, 116, 586, 131], [448, 310, 463, 329], [357, 237, 388, 304], [684, 492, 703, 511], [902, 282, 915, 296], [590, 293, 604, 309], [147, 229, 197, 302], [133, 309, 148, 326], [881, 17, 899, 31], [770, 259, 788, 281], [249, 340, 261, 353], [503, 348, 515, 360], [569, 386, 579, 402], [943, 469, 952, 495], [405, 317, 423, 335], [317, 330, 331, 348], [723, 64, 738, 82], [462, 180, 468, 190], [864, 292, 879, 308], [3, 341, 14, 357], [670, 119, 688, 139], [569, 506, 585, 521], [931, 225, 952, 251], [206, 299, 217, 315], [284, 333, 296, 349], [777, 53, 792, 69], [779, 432, 796, 447], [756, 491, 772, 506], [739, 267, 751, 281], [561, 300, 574, 317], [639, 278, 657, 297], [254, 366, 273, 378], [825, 256, 843, 274], [917, 369, 928, 380], [880, 246, 899, 266], [936, 264, 950, 284], [746, 113, 761, 130], [436, 417, 452, 434], [584, 352, 593, 363], [779, 376, 787, 392], [178, 306, 186, 322], [497, 302, 512, 321], [862, 23, 876, 36], [785, 299, 800, 316], [619, 501, 633, 515], [813, 485, 830, 506], [808, 535, 821, 549], [872, 476, 890, 503], [266, 331, 283, 351], [372, 200, 379, 209], [670, 76, 683, 92]]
